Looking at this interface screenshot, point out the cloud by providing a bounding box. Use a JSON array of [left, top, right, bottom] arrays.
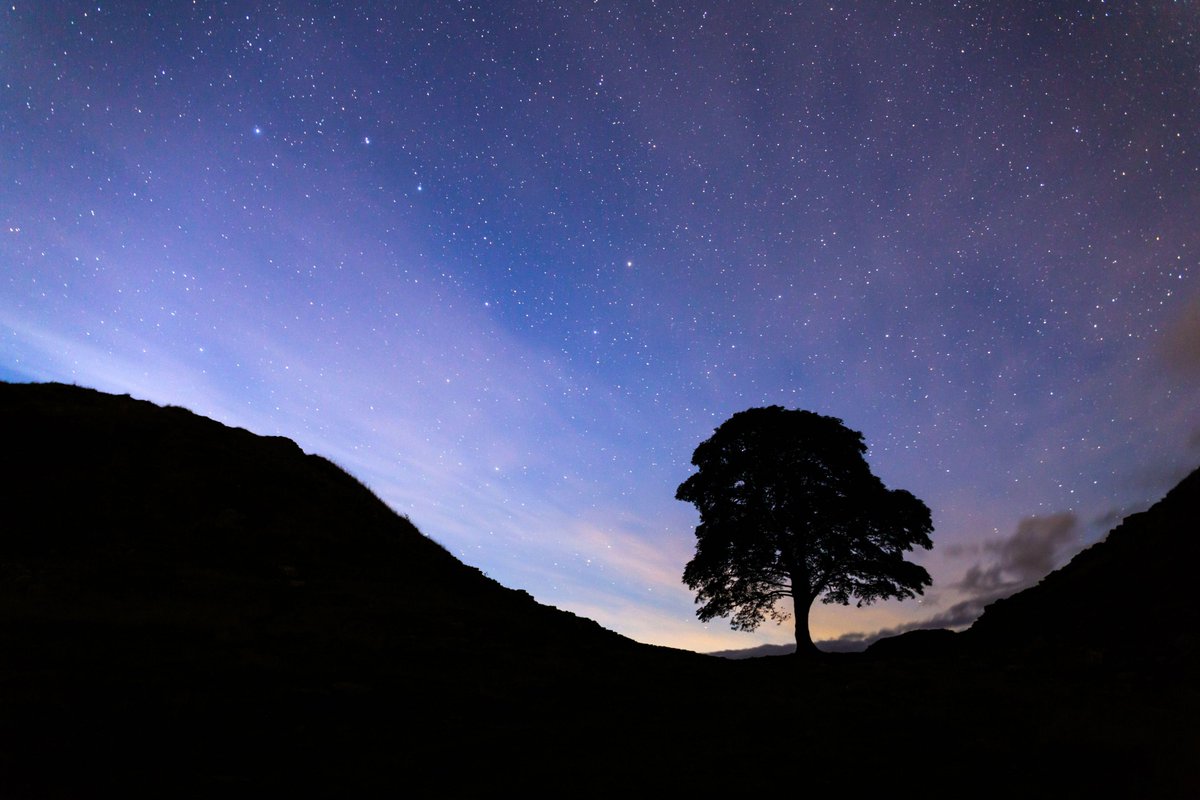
[[1161, 293, 1200, 378], [825, 590, 1015, 651], [826, 512, 1082, 649], [983, 511, 1078, 585], [958, 563, 1007, 595], [941, 542, 979, 559]]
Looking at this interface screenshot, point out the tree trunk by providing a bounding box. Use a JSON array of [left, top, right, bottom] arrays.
[[793, 594, 820, 658]]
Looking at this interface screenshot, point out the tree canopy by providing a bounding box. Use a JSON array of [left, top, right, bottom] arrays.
[[675, 406, 933, 655]]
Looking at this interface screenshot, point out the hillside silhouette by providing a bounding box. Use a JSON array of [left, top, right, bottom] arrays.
[[960, 466, 1200, 670], [1, 382, 1196, 796]]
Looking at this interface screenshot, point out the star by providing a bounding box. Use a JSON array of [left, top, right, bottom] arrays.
[[4, 1, 1197, 654]]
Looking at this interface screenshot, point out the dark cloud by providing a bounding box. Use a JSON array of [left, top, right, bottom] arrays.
[[1161, 294, 1200, 378], [834, 513, 1081, 647], [1130, 459, 1200, 495], [941, 542, 979, 559], [984, 512, 1078, 584], [958, 563, 1007, 594], [906, 590, 1015, 630], [829, 588, 1016, 650]]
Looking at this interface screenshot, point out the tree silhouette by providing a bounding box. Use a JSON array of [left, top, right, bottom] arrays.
[[676, 406, 933, 656]]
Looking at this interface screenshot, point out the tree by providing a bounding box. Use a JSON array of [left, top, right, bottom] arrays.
[[676, 406, 933, 656]]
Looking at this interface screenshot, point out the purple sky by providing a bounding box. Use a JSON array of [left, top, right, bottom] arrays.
[[3, 1, 1199, 652]]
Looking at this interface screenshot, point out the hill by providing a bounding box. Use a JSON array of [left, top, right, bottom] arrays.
[[866, 466, 1200, 668], [0, 380, 636, 657], [960, 466, 1200, 670], [0, 382, 706, 794], [1, 382, 1196, 796]]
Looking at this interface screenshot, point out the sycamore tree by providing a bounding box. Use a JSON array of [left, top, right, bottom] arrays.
[[676, 406, 934, 656]]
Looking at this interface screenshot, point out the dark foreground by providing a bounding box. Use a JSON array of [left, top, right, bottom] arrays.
[[1, 383, 1196, 796]]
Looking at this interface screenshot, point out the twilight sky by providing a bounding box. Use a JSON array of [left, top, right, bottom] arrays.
[[3, 1, 1199, 653]]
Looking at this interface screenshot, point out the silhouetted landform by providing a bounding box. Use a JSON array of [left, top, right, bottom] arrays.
[[1, 382, 1196, 796], [862, 465, 1200, 669], [960, 466, 1200, 670], [708, 642, 798, 659], [865, 627, 960, 659]]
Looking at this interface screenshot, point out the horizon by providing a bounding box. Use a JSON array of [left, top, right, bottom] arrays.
[[3, 3, 1199, 653]]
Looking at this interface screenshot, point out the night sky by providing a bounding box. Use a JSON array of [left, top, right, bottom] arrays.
[[4, 2, 1199, 652]]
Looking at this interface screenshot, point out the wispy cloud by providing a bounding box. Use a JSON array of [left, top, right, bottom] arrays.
[[975, 511, 1078, 588], [828, 511, 1082, 649]]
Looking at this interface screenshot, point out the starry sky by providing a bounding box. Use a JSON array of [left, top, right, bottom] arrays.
[[3, 1, 1199, 653]]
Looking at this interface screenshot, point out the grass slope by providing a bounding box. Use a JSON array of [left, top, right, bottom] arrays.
[[0, 382, 1195, 796], [963, 466, 1200, 671]]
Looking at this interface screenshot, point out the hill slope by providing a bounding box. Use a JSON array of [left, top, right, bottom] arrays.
[[1, 382, 1195, 796], [962, 465, 1200, 669], [0, 382, 704, 794], [0, 381, 632, 657]]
